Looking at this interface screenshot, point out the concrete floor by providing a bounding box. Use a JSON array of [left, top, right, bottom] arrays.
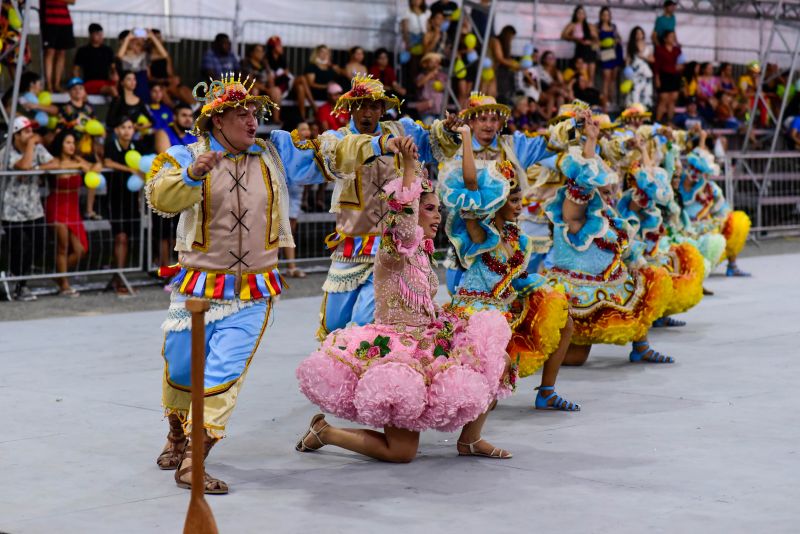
[[1, 253, 799, 534]]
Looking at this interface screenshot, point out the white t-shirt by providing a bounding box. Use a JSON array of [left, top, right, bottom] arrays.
[[400, 8, 429, 37]]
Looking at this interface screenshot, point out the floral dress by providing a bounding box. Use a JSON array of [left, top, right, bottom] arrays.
[[297, 176, 512, 433]]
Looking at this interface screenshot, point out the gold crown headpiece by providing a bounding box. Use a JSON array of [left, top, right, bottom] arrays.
[[190, 72, 278, 135]]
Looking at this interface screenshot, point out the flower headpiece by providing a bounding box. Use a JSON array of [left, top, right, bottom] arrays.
[[593, 113, 618, 130], [191, 72, 278, 135], [619, 103, 652, 122], [548, 100, 591, 125], [333, 74, 402, 117], [495, 160, 519, 190], [459, 92, 511, 121]]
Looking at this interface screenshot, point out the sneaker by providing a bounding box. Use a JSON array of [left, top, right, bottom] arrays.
[[14, 285, 37, 302]]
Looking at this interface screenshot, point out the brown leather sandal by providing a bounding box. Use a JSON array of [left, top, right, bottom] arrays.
[[175, 434, 228, 495], [295, 413, 328, 452], [156, 414, 187, 470]]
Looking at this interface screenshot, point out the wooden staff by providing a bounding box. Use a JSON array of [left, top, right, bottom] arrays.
[[183, 298, 219, 534]]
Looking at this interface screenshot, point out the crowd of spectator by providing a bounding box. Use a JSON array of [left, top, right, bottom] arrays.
[[0, 0, 797, 301]]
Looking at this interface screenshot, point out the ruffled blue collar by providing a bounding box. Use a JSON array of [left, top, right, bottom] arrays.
[[473, 136, 499, 152]]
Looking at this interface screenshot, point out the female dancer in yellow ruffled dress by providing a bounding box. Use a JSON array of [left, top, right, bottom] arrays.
[[441, 124, 578, 411]]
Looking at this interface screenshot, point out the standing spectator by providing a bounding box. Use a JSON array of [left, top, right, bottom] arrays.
[[343, 46, 368, 81], [423, 9, 446, 56], [787, 114, 800, 149], [626, 26, 654, 109], [201, 33, 239, 80], [739, 61, 769, 127], [47, 129, 98, 297], [107, 71, 152, 131], [303, 45, 337, 116], [489, 25, 519, 104], [40, 0, 75, 92], [116, 29, 156, 102], [654, 30, 682, 123], [73, 23, 118, 98], [154, 102, 197, 153], [470, 0, 493, 37], [429, 0, 458, 43], [240, 44, 282, 124], [147, 83, 173, 132], [147, 29, 194, 106], [561, 5, 598, 86], [415, 52, 447, 123], [368, 48, 406, 97], [536, 50, 570, 119], [652, 0, 678, 47], [400, 0, 429, 93], [597, 7, 623, 107], [0, 117, 59, 301], [103, 117, 143, 297]]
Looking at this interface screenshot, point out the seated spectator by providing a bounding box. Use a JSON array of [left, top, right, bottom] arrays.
[[0, 117, 60, 301], [739, 61, 768, 127], [107, 70, 153, 134], [117, 29, 163, 102], [343, 46, 368, 80], [103, 117, 145, 296], [429, 0, 459, 43], [154, 102, 197, 153], [536, 50, 570, 119], [316, 82, 349, 133], [147, 29, 194, 107], [41, 0, 76, 92], [788, 115, 800, 150], [718, 63, 738, 99], [265, 36, 310, 121], [147, 83, 173, 132], [400, 0, 429, 95], [681, 61, 700, 104], [58, 77, 95, 132], [516, 49, 542, 103], [674, 97, 706, 130], [201, 33, 239, 80], [303, 45, 338, 117], [240, 43, 282, 124], [73, 23, 118, 98], [369, 48, 406, 97], [697, 62, 720, 103], [18, 71, 59, 118], [415, 52, 447, 124], [423, 10, 446, 56], [47, 129, 100, 297], [508, 95, 545, 133], [715, 91, 740, 130]]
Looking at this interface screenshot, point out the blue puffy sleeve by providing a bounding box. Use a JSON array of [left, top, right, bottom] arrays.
[[511, 131, 553, 169], [558, 146, 613, 192], [440, 164, 509, 219], [445, 212, 500, 269], [269, 129, 327, 187], [399, 117, 462, 163]]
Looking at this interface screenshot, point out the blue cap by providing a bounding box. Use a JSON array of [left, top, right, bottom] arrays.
[[66, 77, 84, 89]]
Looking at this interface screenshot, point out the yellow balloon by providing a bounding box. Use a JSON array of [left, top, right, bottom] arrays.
[[432, 80, 444, 92], [481, 68, 495, 82], [450, 8, 461, 21], [620, 79, 633, 94], [464, 33, 477, 50], [137, 114, 151, 126], [84, 119, 105, 137], [454, 58, 467, 79], [410, 44, 424, 56], [84, 171, 101, 189], [601, 37, 615, 49], [38, 91, 52, 106], [8, 8, 21, 30], [46, 116, 58, 130], [125, 150, 142, 170]]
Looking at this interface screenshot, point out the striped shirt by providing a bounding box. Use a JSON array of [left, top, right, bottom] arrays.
[[43, 0, 72, 26]]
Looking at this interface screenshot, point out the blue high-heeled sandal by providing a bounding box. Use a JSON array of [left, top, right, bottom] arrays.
[[726, 264, 751, 277], [629, 341, 675, 364], [653, 316, 686, 327], [535, 386, 581, 411]]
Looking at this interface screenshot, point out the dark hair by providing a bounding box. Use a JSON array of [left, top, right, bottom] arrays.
[[118, 30, 130, 41], [51, 129, 78, 159], [719, 62, 731, 75], [214, 33, 230, 45], [498, 25, 517, 58], [88, 23, 103, 34], [115, 115, 134, 127], [627, 26, 644, 61], [571, 5, 591, 41], [118, 70, 136, 95], [173, 102, 193, 114], [598, 6, 612, 26], [245, 43, 264, 58], [349, 46, 364, 60], [20, 71, 41, 93], [684, 61, 698, 83]]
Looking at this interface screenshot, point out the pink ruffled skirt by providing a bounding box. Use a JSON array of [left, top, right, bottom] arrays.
[[296, 309, 512, 432]]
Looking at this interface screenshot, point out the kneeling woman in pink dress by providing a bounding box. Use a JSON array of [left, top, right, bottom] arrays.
[[296, 136, 515, 462]]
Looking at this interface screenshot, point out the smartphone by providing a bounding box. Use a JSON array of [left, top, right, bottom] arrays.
[[133, 28, 147, 38]]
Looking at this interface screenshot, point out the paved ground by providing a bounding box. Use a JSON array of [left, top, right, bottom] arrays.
[[1, 252, 799, 534]]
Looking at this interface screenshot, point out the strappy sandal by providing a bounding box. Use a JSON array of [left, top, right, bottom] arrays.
[[629, 341, 675, 364], [156, 415, 187, 470], [59, 287, 80, 298], [535, 386, 581, 411], [286, 268, 307, 279], [457, 438, 512, 459], [726, 265, 751, 277], [653, 317, 686, 327], [295, 413, 328, 452], [174, 436, 228, 495]]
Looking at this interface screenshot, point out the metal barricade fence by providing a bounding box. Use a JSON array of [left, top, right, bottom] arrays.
[[721, 151, 800, 236], [0, 168, 147, 298]]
